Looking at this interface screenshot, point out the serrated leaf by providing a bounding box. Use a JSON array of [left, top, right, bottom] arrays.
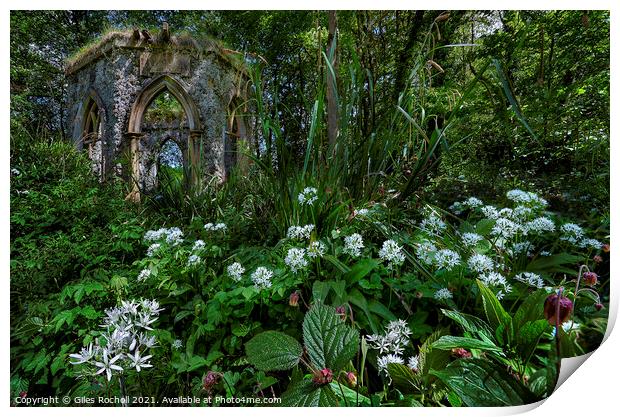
[[431, 358, 538, 406], [281, 379, 340, 406], [303, 303, 360, 371], [387, 363, 419, 392], [245, 330, 302, 371], [432, 336, 503, 352]]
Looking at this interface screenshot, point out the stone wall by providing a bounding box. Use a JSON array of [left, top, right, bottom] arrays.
[[65, 27, 249, 199]]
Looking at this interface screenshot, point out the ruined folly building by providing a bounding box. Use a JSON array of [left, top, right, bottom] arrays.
[[65, 24, 250, 201]]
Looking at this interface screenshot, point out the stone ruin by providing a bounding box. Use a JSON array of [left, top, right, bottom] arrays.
[[65, 23, 251, 201]]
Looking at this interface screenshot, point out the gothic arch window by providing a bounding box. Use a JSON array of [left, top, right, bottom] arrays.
[[80, 95, 104, 177]]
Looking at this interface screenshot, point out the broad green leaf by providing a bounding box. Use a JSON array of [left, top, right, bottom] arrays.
[[330, 382, 371, 406], [431, 358, 538, 406], [303, 303, 360, 371], [281, 379, 340, 406], [418, 328, 451, 376], [432, 336, 503, 353], [245, 330, 302, 371], [476, 280, 510, 330], [312, 281, 331, 304], [526, 253, 582, 274], [344, 258, 378, 284], [475, 218, 496, 236], [512, 289, 550, 328], [387, 363, 419, 392], [368, 300, 397, 321], [440, 309, 495, 343], [347, 288, 379, 334], [515, 320, 549, 361]]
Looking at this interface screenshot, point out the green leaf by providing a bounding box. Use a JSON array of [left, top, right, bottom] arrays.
[[432, 336, 503, 353], [431, 358, 538, 406], [526, 253, 582, 274], [79, 305, 99, 320], [440, 309, 495, 343], [245, 330, 303, 371], [312, 281, 331, 304], [387, 363, 419, 392], [303, 303, 360, 371], [347, 288, 379, 334], [281, 379, 340, 406], [344, 258, 378, 284], [368, 300, 396, 321], [330, 381, 371, 406], [475, 218, 496, 236], [476, 280, 510, 330], [512, 289, 549, 328], [515, 320, 549, 361]]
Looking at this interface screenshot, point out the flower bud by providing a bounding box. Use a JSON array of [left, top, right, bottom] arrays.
[[544, 293, 573, 325], [451, 347, 472, 358], [289, 291, 300, 307], [202, 371, 220, 391], [312, 368, 333, 385], [595, 303, 604, 311], [583, 272, 598, 286], [345, 371, 357, 387], [335, 306, 346, 320], [593, 255, 603, 264], [603, 244, 610, 253]]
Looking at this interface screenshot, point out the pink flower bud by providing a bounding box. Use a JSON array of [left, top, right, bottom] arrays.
[[583, 272, 598, 286], [544, 293, 573, 325], [289, 291, 300, 307], [202, 371, 220, 391], [345, 371, 357, 387], [452, 347, 472, 358], [595, 303, 604, 311], [312, 368, 333, 385], [593, 255, 603, 264]]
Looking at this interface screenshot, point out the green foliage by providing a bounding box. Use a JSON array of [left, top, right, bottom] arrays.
[[431, 359, 537, 406], [245, 331, 302, 371], [302, 303, 360, 371]]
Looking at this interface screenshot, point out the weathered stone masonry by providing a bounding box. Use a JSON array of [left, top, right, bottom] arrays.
[[65, 25, 250, 201]]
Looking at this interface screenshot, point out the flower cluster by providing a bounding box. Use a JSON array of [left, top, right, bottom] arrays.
[[479, 272, 511, 299], [419, 212, 446, 235], [467, 254, 495, 273], [415, 240, 437, 265], [366, 319, 418, 377], [287, 224, 315, 240], [378, 240, 405, 268], [137, 268, 151, 282], [204, 222, 227, 232], [285, 248, 308, 272], [144, 227, 184, 246], [227, 262, 245, 282], [461, 232, 483, 247], [187, 254, 201, 267], [307, 241, 326, 258], [192, 240, 206, 252], [525, 217, 556, 234], [298, 187, 318, 205], [434, 287, 453, 301], [514, 272, 544, 288], [433, 249, 461, 271], [491, 218, 523, 240], [343, 233, 364, 257], [70, 299, 162, 381], [506, 189, 548, 207], [251, 267, 273, 290]]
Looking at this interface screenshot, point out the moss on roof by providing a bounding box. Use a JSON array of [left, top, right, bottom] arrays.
[[65, 27, 247, 75]]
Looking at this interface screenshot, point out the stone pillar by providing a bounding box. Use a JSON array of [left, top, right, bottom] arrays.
[[188, 129, 203, 187], [124, 132, 145, 203]]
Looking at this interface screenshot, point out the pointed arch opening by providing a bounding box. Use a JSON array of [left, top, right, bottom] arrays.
[[79, 91, 106, 178]]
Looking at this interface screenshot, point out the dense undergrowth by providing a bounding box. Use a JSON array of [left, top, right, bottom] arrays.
[[10, 122, 609, 406], [10, 10, 609, 407]]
